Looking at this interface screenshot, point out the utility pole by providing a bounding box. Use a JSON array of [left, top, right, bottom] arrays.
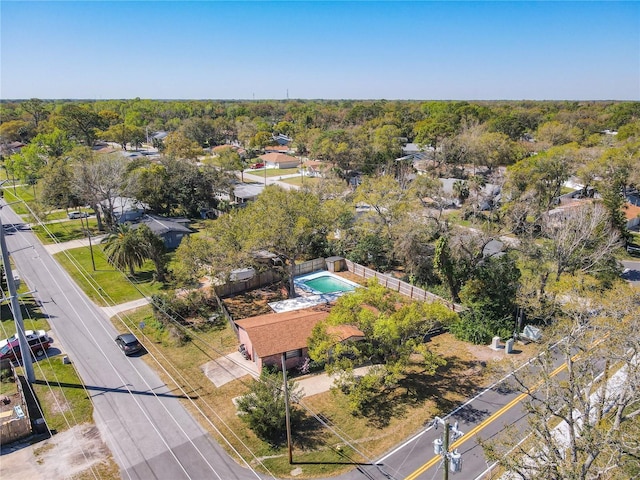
[[432, 417, 463, 479], [281, 353, 293, 464], [0, 213, 35, 383], [81, 214, 96, 271]]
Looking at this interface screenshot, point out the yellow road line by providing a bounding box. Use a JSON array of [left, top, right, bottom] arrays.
[[404, 362, 567, 480]]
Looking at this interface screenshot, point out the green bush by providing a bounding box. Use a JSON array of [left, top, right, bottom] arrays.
[[450, 308, 513, 345]]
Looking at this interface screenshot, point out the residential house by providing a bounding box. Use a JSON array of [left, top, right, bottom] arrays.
[[258, 152, 300, 169], [130, 214, 192, 250], [624, 202, 640, 229], [300, 160, 325, 178], [264, 145, 291, 154], [0, 141, 25, 157], [235, 307, 364, 373], [235, 308, 330, 372], [273, 133, 293, 146]]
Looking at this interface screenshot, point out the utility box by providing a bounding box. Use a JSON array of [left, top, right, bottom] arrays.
[[433, 438, 443, 455], [450, 450, 462, 472], [505, 338, 515, 354]]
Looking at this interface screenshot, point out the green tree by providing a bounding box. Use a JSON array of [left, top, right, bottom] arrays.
[[101, 224, 147, 275], [39, 158, 80, 210], [99, 123, 145, 151], [54, 103, 104, 146], [172, 235, 218, 284], [163, 131, 202, 160], [135, 224, 167, 282], [353, 175, 410, 240], [243, 186, 329, 298], [21, 98, 50, 128], [236, 369, 303, 445]]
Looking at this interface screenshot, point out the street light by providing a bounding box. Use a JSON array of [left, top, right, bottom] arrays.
[[432, 417, 464, 479]]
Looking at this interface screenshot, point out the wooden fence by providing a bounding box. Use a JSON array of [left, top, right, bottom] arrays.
[[293, 258, 327, 276], [344, 259, 463, 312], [214, 270, 281, 298]]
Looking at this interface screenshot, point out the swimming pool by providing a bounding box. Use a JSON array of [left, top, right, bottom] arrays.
[[295, 271, 360, 295]]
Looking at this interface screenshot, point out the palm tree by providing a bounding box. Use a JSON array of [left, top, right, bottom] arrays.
[[101, 224, 146, 275], [135, 224, 167, 282], [452, 180, 469, 204]]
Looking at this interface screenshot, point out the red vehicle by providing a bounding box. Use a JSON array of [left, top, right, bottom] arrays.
[[0, 330, 52, 361], [250, 162, 265, 169]]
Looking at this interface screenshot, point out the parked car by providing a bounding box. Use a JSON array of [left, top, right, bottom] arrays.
[[0, 330, 52, 361], [115, 333, 143, 356], [68, 211, 89, 219], [250, 163, 265, 169]]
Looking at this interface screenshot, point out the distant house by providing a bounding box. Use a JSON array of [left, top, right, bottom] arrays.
[[212, 144, 246, 157], [258, 152, 299, 169], [151, 131, 168, 141], [624, 202, 640, 229], [130, 214, 192, 250], [235, 307, 364, 372], [273, 133, 293, 146], [0, 141, 25, 157], [300, 160, 325, 177], [264, 145, 291, 154], [231, 182, 265, 205]]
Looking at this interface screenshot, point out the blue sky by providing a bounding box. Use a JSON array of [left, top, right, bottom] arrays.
[[1, 1, 638, 100]]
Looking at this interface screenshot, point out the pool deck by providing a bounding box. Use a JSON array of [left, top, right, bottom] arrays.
[[269, 292, 343, 313]]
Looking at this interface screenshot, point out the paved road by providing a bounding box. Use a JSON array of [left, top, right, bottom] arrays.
[[1, 203, 269, 480], [621, 259, 640, 286]]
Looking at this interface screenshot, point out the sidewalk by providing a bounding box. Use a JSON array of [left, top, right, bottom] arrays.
[[42, 235, 107, 254], [100, 297, 151, 318]]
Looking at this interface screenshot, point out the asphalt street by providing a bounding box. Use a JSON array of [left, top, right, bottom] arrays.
[[1, 202, 270, 480], [2, 197, 631, 480]]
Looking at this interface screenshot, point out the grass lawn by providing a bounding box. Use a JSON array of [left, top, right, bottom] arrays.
[[54, 247, 169, 306], [246, 167, 299, 178], [33, 217, 101, 244], [1, 185, 38, 215], [30, 357, 94, 432], [112, 301, 538, 479], [280, 176, 321, 187]]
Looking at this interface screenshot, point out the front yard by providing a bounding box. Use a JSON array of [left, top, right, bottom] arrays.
[[110, 290, 538, 479]]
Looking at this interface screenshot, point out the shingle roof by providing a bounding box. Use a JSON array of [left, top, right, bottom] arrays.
[[258, 152, 298, 164], [235, 308, 329, 357], [624, 202, 640, 221], [326, 324, 365, 342], [133, 214, 192, 235]]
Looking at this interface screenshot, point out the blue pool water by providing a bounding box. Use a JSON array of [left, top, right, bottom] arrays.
[[302, 276, 356, 294]]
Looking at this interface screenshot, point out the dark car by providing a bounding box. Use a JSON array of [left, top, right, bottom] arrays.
[[0, 330, 52, 361], [115, 333, 142, 356]]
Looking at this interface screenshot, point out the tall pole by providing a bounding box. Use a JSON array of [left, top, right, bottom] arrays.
[[81, 214, 96, 271], [281, 353, 293, 464], [0, 214, 35, 383], [443, 421, 450, 480]]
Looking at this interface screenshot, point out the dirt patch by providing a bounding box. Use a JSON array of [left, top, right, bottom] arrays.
[[0, 423, 115, 480], [222, 282, 288, 319], [44, 389, 71, 415]]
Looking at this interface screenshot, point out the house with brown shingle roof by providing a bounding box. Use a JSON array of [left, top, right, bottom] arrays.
[[235, 308, 329, 372], [258, 152, 299, 169], [235, 307, 366, 372], [624, 202, 640, 229]]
